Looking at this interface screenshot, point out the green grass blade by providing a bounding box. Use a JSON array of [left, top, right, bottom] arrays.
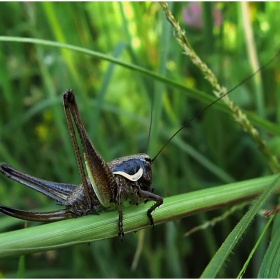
[[0, 36, 279, 137], [258, 216, 280, 277], [17, 255, 25, 278], [200, 174, 280, 278], [0, 174, 276, 258], [238, 215, 273, 278]]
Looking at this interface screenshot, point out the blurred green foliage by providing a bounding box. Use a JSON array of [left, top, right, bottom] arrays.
[[0, 2, 280, 277]]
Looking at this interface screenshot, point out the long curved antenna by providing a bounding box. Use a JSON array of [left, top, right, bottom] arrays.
[[146, 92, 154, 152], [151, 51, 280, 163]]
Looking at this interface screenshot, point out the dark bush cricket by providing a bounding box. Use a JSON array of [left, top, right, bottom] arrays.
[[0, 53, 279, 239]]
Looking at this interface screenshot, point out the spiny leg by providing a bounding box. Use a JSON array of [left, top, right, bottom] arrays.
[[1, 163, 76, 204], [63, 90, 93, 208], [0, 205, 71, 222], [0, 163, 78, 222], [138, 190, 163, 228], [63, 89, 116, 209], [116, 183, 124, 241]]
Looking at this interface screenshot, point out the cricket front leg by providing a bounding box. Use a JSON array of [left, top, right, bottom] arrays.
[[138, 190, 163, 228], [116, 183, 124, 241]]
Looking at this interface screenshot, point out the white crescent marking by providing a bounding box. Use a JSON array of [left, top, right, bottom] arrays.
[[113, 167, 143, 181]]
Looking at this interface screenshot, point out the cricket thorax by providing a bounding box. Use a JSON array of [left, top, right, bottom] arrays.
[[113, 174, 148, 205]]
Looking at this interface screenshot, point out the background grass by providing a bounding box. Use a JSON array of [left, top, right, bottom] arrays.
[[0, 2, 280, 277]]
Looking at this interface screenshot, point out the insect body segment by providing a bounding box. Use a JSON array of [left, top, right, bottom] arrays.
[[0, 89, 163, 239]]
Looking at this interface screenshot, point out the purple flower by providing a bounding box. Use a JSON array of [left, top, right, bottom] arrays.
[[183, 2, 203, 29], [182, 3, 222, 30], [212, 5, 222, 27]]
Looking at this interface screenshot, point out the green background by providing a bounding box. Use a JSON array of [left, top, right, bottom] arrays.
[[0, 2, 280, 278]]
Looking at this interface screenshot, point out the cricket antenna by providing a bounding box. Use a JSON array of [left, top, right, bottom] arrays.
[[146, 91, 154, 153], [151, 51, 280, 164]]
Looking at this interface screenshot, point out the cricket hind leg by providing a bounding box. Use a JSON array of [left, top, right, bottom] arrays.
[[0, 162, 77, 205], [0, 163, 85, 222], [0, 205, 72, 222]]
